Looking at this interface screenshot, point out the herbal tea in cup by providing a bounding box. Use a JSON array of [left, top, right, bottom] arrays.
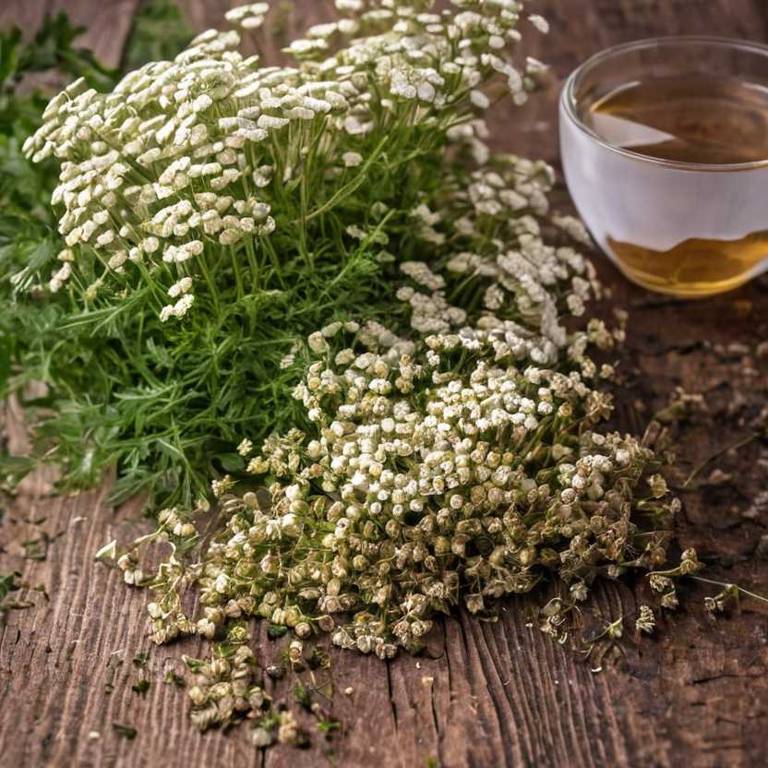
[[560, 37, 768, 297]]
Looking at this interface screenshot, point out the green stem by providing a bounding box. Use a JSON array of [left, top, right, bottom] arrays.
[[690, 576, 768, 605]]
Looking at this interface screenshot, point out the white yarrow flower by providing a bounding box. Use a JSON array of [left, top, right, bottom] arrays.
[[470, 90, 490, 109], [168, 277, 193, 298], [528, 15, 550, 34], [342, 152, 363, 168]]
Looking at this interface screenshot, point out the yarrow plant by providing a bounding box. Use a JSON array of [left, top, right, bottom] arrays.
[[17, 0, 563, 507]]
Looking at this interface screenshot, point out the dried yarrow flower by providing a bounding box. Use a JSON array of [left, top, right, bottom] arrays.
[[128, 314, 684, 657]]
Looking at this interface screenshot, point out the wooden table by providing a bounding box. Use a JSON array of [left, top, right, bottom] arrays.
[[1, 2, 767, 766]]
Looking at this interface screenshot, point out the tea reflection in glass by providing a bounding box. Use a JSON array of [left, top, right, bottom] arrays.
[[560, 37, 768, 297]]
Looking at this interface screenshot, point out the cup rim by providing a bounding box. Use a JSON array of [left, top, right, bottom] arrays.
[[561, 35, 768, 172]]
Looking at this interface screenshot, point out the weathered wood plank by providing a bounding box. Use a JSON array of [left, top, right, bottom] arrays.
[[0, 0, 53, 42], [0, 0, 141, 68], [1, 1, 767, 767], [49, 0, 142, 67]]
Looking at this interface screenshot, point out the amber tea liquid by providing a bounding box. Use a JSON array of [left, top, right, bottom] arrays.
[[565, 71, 768, 296]]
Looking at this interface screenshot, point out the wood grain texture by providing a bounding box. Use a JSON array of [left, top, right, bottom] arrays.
[[1, 1, 768, 767], [0, 0, 141, 68]]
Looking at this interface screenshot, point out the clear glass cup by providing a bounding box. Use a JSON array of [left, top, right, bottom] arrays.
[[559, 36, 768, 297]]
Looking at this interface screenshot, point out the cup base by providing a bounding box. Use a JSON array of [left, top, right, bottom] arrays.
[[607, 256, 763, 298]]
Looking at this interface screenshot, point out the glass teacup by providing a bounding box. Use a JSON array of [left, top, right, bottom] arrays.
[[559, 36, 768, 297]]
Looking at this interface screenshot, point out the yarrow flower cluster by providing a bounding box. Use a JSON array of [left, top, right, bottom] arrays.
[[24, 0, 547, 322], [396, 154, 605, 363]]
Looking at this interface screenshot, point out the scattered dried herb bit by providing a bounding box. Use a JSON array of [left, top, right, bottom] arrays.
[[32, 583, 50, 601], [0, 572, 20, 602], [267, 624, 289, 639], [112, 723, 137, 741], [132, 651, 150, 669], [104, 653, 123, 695], [307, 647, 329, 671], [132, 679, 151, 696], [22, 534, 49, 561], [0, 572, 27, 620], [164, 670, 186, 688], [316, 718, 341, 736], [293, 683, 312, 711], [182, 655, 206, 673]]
